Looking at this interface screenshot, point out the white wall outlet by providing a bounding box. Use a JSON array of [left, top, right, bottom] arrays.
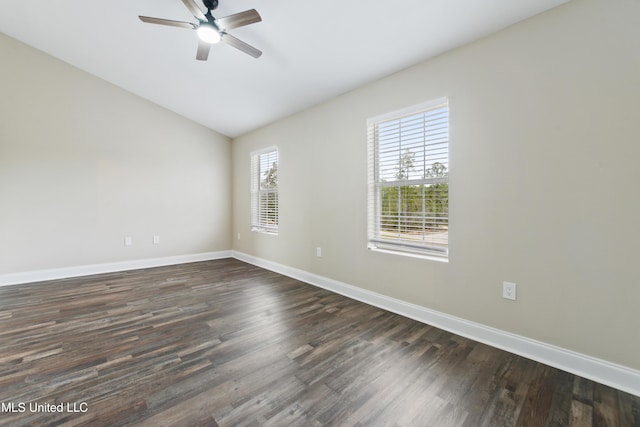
[[503, 282, 517, 300], [237, 232, 241, 240], [124, 236, 133, 246], [153, 235, 160, 245], [316, 247, 322, 257]]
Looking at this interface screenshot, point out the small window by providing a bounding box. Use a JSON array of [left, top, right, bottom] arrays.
[[367, 98, 449, 258], [251, 148, 278, 234]]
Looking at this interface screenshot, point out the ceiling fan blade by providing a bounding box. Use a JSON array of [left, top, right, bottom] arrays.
[[216, 9, 261, 30], [181, 0, 206, 21], [221, 33, 262, 58], [196, 39, 212, 61], [139, 16, 195, 29]]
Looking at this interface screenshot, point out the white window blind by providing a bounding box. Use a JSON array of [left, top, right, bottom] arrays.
[[251, 148, 278, 233], [367, 98, 449, 257]]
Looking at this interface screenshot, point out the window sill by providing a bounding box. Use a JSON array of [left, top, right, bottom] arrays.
[[251, 227, 278, 236], [368, 246, 448, 263]]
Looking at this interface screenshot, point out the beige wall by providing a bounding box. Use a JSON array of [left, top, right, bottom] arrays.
[[0, 34, 232, 273], [232, 0, 640, 370]]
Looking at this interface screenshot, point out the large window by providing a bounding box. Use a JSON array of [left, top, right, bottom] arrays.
[[367, 98, 449, 258], [251, 147, 278, 234]]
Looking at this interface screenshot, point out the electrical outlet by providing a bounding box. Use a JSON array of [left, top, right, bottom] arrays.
[[153, 235, 160, 245], [316, 247, 322, 257], [503, 282, 516, 300], [237, 232, 241, 240], [124, 236, 133, 246]]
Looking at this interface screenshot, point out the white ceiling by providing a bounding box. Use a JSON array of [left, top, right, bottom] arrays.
[[0, 0, 568, 138]]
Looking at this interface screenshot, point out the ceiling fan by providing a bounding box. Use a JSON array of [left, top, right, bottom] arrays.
[[139, 0, 262, 60]]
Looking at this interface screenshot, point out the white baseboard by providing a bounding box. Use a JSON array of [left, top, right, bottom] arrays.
[[232, 250, 640, 397], [0, 251, 232, 287]]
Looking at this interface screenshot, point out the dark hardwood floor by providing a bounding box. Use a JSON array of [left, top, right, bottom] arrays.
[[0, 258, 638, 426]]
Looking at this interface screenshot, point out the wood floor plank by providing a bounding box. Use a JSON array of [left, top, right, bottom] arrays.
[[515, 364, 557, 426], [570, 399, 593, 427], [0, 258, 638, 426], [593, 383, 622, 426], [545, 370, 574, 427]]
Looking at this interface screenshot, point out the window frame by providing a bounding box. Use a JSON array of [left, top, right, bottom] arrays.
[[367, 98, 450, 260], [250, 147, 279, 235]]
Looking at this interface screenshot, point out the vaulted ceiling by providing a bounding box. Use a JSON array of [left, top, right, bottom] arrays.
[[0, 0, 569, 137]]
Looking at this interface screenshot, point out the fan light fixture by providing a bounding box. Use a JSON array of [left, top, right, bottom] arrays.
[[138, 0, 262, 60], [197, 24, 221, 44]]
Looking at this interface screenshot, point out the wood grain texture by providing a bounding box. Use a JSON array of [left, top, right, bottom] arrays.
[[0, 259, 637, 426]]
